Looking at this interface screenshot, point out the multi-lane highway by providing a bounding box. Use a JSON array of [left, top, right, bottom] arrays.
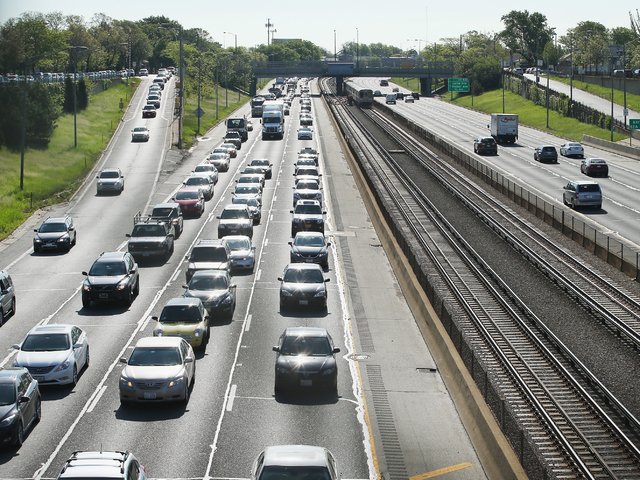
[[0, 76, 487, 480], [356, 77, 640, 246]]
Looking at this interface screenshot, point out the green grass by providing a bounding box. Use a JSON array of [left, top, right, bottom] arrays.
[[183, 89, 250, 149], [0, 79, 138, 239], [447, 89, 627, 142]]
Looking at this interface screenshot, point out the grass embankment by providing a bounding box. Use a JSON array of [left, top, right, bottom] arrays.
[[390, 77, 627, 143], [0, 80, 138, 240]]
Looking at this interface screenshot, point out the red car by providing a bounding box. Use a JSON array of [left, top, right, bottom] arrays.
[[142, 105, 157, 118], [173, 187, 205, 217]]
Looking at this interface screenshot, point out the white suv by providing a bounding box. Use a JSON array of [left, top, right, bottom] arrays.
[[56, 451, 146, 479]]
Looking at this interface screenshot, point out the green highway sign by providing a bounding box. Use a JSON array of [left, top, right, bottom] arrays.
[[630, 119, 640, 130], [448, 78, 470, 92]]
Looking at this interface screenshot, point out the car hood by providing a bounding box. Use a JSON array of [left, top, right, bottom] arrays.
[[293, 214, 323, 221], [291, 246, 326, 256], [154, 321, 204, 335], [35, 232, 66, 241], [86, 274, 127, 286], [129, 237, 166, 244], [98, 178, 121, 185], [184, 289, 229, 303], [281, 282, 325, 295], [176, 199, 199, 207], [16, 350, 70, 367], [121, 364, 185, 381], [219, 219, 251, 226], [277, 355, 335, 371]]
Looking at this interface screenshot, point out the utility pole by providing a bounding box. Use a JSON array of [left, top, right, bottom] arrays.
[[266, 19, 274, 45]]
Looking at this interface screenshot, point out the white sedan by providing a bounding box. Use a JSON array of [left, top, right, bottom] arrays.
[[131, 126, 150, 142], [13, 324, 90, 387], [560, 142, 584, 158], [298, 127, 313, 140]]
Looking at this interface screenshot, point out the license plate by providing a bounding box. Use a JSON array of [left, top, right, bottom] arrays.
[[305, 223, 312, 228], [144, 392, 157, 399], [99, 293, 108, 299], [305, 259, 313, 263], [300, 379, 312, 386], [231, 229, 238, 233], [586, 195, 592, 199], [299, 300, 308, 305]]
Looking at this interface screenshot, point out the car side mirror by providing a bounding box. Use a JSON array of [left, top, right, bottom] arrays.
[[277, 277, 283, 281], [288, 242, 292, 246], [185, 357, 194, 363], [327, 242, 331, 247], [82, 271, 88, 276], [272, 346, 280, 352], [182, 285, 188, 289], [252, 246, 256, 251], [120, 357, 128, 364], [333, 347, 340, 353], [289, 210, 293, 214], [205, 315, 211, 321], [74, 343, 83, 349], [12, 344, 20, 350], [19, 396, 30, 404], [324, 278, 330, 283], [126, 233, 131, 238], [34, 228, 38, 232]]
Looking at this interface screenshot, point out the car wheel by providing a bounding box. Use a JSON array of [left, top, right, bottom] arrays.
[[183, 384, 190, 405], [82, 296, 91, 309], [596, 204, 602, 210], [0, 308, 4, 326], [35, 398, 42, 422], [126, 288, 134, 306], [322, 261, 329, 270], [84, 346, 90, 369], [34, 245, 41, 253], [10, 298, 16, 317], [14, 422, 24, 447], [134, 280, 140, 296], [72, 234, 77, 246], [71, 365, 78, 387]]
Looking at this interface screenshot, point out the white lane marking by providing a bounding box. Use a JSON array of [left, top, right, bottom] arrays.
[[264, 238, 269, 247], [3, 247, 32, 271], [256, 270, 261, 281], [171, 268, 181, 283], [226, 385, 237, 411], [245, 314, 252, 332], [87, 385, 107, 413], [41, 284, 84, 326]]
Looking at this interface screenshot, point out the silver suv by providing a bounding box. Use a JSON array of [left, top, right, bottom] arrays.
[[562, 180, 602, 209], [251, 445, 340, 480], [56, 450, 146, 479], [0, 270, 16, 326]]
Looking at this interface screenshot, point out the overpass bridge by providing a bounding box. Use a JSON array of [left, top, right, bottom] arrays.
[[249, 60, 455, 96]]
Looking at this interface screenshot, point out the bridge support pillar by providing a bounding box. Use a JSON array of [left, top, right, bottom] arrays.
[[250, 77, 257, 97], [336, 75, 344, 96], [420, 77, 433, 97]]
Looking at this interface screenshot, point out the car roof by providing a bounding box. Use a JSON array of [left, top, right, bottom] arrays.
[[223, 203, 250, 211], [164, 297, 202, 308], [57, 450, 135, 478], [27, 324, 74, 335], [283, 327, 329, 337], [0, 367, 28, 382], [134, 336, 184, 348], [284, 262, 323, 271], [191, 269, 229, 280], [95, 251, 127, 262], [295, 199, 321, 206], [43, 216, 69, 223], [101, 168, 121, 174], [573, 180, 600, 185], [154, 202, 180, 209], [262, 445, 331, 467]]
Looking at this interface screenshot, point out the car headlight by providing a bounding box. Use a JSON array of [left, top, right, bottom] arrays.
[[292, 252, 302, 258], [318, 252, 327, 257], [282, 290, 293, 297], [293, 218, 301, 223], [0, 413, 17, 427], [116, 278, 129, 291], [82, 282, 92, 291], [34, 238, 42, 243], [168, 377, 184, 388], [194, 328, 203, 338], [277, 366, 291, 374], [120, 376, 133, 388], [314, 290, 326, 298], [57, 234, 69, 242], [154, 328, 163, 337], [55, 355, 72, 372], [220, 294, 232, 305]]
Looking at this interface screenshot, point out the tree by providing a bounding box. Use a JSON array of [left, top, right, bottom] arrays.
[[563, 21, 609, 74], [500, 10, 554, 61]]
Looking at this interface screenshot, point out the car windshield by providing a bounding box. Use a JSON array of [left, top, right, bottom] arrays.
[[294, 205, 322, 215], [228, 119, 245, 128], [568, 143, 581, 147], [258, 466, 332, 480], [281, 336, 332, 356], [128, 347, 181, 366], [195, 165, 212, 173], [283, 268, 324, 283], [221, 209, 249, 219], [296, 181, 319, 190], [577, 184, 600, 192], [189, 275, 228, 291], [100, 171, 119, 179], [22, 333, 70, 352], [0, 384, 16, 406], [186, 177, 208, 186], [89, 261, 126, 276], [190, 247, 227, 262], [542, 147, 556, 152], [39, 222, 66, 233], [294, 235, 324, 247], [226, 238, 251, 250], [481, 138, 495, 144], [297, 160, 315, 167], [176, 191, 199, 200], [212, 150, 228, 156], [133, 127, 147, 132], [297, 169, 317, 176], [235, 186, 258, 194], [265, 117, 281, 124], [131, 225, 165, 237], [233, 197, 258, 207], [239, 177, 259, 184], [244, 168, 263, 174], [251, 160, 269, 166], [160, 306, 202, 324], [590, 159, 606, 164]]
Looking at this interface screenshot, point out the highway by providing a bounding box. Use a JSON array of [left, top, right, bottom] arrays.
[[357, 77, 640, 245], [0, 76, 487, 480]]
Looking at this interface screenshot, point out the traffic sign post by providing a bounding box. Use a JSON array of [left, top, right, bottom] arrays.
[[630, 119, 640, 146]]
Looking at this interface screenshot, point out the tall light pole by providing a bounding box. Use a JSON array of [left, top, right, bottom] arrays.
[[356, 28, 359, 68], [266, 19, 274, 45], [334, 30, 336, 61], [159, 23, 184, 149], [73, 46, 88, 148], [224, 32, 238, 55]]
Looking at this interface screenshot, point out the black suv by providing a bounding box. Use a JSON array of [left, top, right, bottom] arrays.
[[82, 252, 140, 308], [33, 216, 76, 252], [186, 239, 231, 282], [290, 200, 326, 236], [217, 204, 253, 239], [473, 137, 498, 155], [1, 270, 16, 326], [0, 367, 41, 447], [151, 202, 184, 238], [126, 220, 175, 261]]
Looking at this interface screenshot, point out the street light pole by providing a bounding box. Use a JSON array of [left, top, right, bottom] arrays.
[[356, 28, 359, 68], [334, 30, 336, 61]]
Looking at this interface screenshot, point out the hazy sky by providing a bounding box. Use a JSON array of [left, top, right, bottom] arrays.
[[0, 1, 637, 52]]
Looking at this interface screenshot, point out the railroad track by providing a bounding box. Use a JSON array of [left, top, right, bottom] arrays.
[[320, 78, 640, 479]]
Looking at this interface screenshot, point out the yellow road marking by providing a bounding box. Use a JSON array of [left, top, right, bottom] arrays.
[[409, 463, 475, 480]]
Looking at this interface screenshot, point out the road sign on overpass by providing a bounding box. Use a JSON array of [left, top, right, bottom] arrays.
[[448, 78, 470, 92]]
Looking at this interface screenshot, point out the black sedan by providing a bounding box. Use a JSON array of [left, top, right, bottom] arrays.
[[581, 157, 608, 177], [273, 327, 340, 394], [289, 231, 330, 269], [81, 252, 140, 308], [473, 136, 497, 155], [278, 263, 329, 310], [183, 270, 236, 319], [0, 367, 41, 447]]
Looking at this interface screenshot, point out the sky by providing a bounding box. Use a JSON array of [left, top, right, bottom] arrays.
[[0, 1, 637, 53]]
